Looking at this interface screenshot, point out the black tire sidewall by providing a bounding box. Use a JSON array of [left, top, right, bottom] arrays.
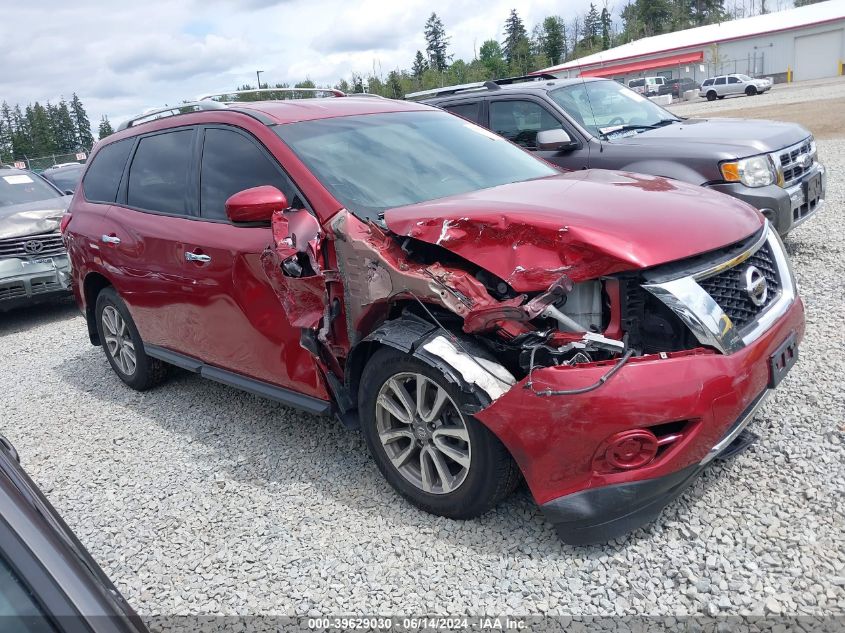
[[707, 91, 716, 101], [95, 287, 154, 390], [359, 347, 510, 520]]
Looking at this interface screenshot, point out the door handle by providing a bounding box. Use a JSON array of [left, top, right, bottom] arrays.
[[101, 234, 121, 245], [185, 252, 211, 263]]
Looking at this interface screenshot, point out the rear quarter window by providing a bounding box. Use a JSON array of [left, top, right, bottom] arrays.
[[702, 79, 714, 86], [82, 139, 133, 203], [443, 102, 481, 124]]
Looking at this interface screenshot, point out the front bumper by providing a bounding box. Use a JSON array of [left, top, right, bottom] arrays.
[[0, 254, 71, 310], [707, 163, 826, 236], [474, 296, 804, 544]]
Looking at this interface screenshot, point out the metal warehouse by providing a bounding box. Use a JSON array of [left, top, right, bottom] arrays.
[[538, 0, 845, 85]]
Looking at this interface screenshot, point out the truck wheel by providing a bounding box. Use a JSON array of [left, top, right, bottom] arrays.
[[706, 91, 717, 101], [746, 86, 757, 96], [95, 287, 167, 391], [358, 347, 520, 520]]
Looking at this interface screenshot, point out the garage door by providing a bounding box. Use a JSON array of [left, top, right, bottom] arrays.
[[794, 29, 844, 81]]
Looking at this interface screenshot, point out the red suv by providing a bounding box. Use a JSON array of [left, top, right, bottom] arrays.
[[64, 94, 803, 544]]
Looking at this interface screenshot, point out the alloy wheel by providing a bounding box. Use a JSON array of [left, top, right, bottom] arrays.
[[374, 372, 471, 495], [101, 305, 136, 376]]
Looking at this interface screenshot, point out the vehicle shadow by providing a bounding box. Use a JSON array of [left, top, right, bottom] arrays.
[[52, 346, 726, 559], [0, 297, 78, 337]]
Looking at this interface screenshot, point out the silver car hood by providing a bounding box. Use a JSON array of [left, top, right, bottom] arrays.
[[0, 196, 71, 239]]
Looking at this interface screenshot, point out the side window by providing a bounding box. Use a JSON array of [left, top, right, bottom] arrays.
[[443, 102, 480, 124], [728, 76, 740, 84], [127, 129, 194, 215], [715, 77, 727, 85], [489, 100, 561, 149], [199, 127, 296, 221], [82, 138, 133, 203], [0, 555, 55, 632]]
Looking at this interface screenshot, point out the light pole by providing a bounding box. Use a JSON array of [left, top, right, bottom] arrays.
[[256, 70, 264, 90]]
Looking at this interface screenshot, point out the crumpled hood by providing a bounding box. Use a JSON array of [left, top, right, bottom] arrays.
[[0, 197, 70, 239], [614, 118, 809, 157], [384, 171, 762, 292]]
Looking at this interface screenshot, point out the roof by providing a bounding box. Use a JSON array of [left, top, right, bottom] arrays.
[[417, 78, 599, 103], [580, 51, 704, 78], [234, 96, 430, 125], [538, 0, 845, 75]]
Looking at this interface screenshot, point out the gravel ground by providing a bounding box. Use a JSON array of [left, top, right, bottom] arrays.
[[1, 147, 843, 619], [668, 76, 845, 117]]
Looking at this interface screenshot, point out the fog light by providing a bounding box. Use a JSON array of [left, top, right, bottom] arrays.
[[603, 429, 658, 470]]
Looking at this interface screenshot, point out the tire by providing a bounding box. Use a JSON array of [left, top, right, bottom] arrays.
[[706, 91, 717, 101], [95, 287, 167, 391], [717, 95, 725, 99], [746, 86, 757, 96], [359, 347, 520, 520]]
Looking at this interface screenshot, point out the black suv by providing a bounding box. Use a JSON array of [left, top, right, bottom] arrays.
[[414, 75, 825, 236]]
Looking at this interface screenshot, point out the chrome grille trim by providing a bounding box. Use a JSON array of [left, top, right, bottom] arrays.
[[0, 232, 66, 260], [643, 222, 795, 355], [774, 136, 814, 189]]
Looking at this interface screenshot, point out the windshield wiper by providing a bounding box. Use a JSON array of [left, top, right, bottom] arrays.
[[600, 119, 679, 137]]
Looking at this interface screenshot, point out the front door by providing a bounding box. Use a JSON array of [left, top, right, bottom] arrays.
[[487, 98, 587, 171]]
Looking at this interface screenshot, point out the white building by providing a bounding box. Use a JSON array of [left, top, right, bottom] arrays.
[[537, 0, 845, 84]]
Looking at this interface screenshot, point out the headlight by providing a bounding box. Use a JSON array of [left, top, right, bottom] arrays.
[[809, 138, 817, 159], [721, 155, 776, 187]]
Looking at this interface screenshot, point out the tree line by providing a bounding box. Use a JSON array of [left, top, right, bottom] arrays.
[[0, 95, 115, 164]]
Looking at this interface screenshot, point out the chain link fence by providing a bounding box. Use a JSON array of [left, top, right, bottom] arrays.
[[6, 149, 90, 173]]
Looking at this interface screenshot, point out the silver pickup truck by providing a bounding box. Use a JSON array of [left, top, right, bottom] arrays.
[[418, 75, 825, 236], [0, 167, 71, 311]]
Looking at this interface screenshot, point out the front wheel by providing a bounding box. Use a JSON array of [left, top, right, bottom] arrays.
[[746, 86, 757, 96], [95, 287, 167, 390], [359, 347, 520, 519]]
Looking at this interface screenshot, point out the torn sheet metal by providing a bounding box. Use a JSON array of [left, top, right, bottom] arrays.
[[421, 335, 516, 401]]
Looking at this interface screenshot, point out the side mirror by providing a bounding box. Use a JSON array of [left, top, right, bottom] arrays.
[[225, 185, 288, 223], [536, 128, 576, 151]]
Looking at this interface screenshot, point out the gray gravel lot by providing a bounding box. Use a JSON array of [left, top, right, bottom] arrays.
[[1, 146, 843, 618]]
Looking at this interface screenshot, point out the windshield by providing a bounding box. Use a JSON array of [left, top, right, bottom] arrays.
[[0, 172, 62, 208], [44, 165, 84, 192], [549, 80, 678, 138], [274, 111, 556, 219], [736, 74, 753, 82]]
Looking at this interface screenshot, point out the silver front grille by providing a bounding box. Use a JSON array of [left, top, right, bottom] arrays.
[[0, 232, 66, 260], [777, 137, 814, 188]]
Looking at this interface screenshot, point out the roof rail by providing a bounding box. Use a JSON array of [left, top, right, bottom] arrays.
[[116, 101, 227, 132], [404, 73, 559, 101], [198, 87, 346, 102]]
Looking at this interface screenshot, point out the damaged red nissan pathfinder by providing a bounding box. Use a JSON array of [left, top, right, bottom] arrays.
[[64, 92, 803, 544]]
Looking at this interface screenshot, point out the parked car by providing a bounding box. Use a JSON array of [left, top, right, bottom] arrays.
[[700, 74, 772, 101], [65, 91, 803, 545], [658, 77, 700, 98], [0, 434, 147, 632], [627, 76, 665, 96], [417, 75, 825, 236], [41, 162, 85, 193], [0, 166, 72, 310]]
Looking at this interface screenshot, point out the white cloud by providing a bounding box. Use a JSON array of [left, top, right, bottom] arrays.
[[0, 0, 598, 133]]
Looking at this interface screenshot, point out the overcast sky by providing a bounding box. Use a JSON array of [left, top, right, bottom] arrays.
[[0, 0, 603, 133]]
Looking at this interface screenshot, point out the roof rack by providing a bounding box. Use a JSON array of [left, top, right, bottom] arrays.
[[405, 73, 559, 101], [198, 87, 346, 102], [117, 101, 227, 131]]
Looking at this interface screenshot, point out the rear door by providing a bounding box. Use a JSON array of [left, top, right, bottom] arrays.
[[714, 76, 727, 95], [100, 127, 199, 352], [487, 97, 587, 170], [177, 124, 325, 397]]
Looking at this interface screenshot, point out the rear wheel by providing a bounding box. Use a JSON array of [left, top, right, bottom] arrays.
[[717, 95, 725, 99], [746, 85, 757, 96], [95, 287, 167, 390], [706, 91, 717, 101], [359, 347, 520, 519]]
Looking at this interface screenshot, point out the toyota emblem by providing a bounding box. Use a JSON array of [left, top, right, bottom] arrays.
[[23, 240, 44, 255], [744, 265, 768, 307]]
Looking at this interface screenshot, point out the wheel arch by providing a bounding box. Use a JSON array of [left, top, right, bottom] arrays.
[[82, 271, 112, 345]]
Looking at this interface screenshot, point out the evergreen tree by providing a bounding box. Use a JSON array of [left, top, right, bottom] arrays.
[[585, 4, 601, 47], [54, 100, 77, 153], [69, 93, 94, 149], [540, 16, 566, 65], [502, 9, 528, 65], [412, 50, 429, 78], [294, 79, 316, 89], [98, 116, 114, 140], [386, 71, 404, 98], [28, 103, 56, 156], [600, 7, 613, 50], [479, 39, 507, 77], [350, 73, 365, 93], [10, 105, 31, 159], [424, 13, 450, 72]]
